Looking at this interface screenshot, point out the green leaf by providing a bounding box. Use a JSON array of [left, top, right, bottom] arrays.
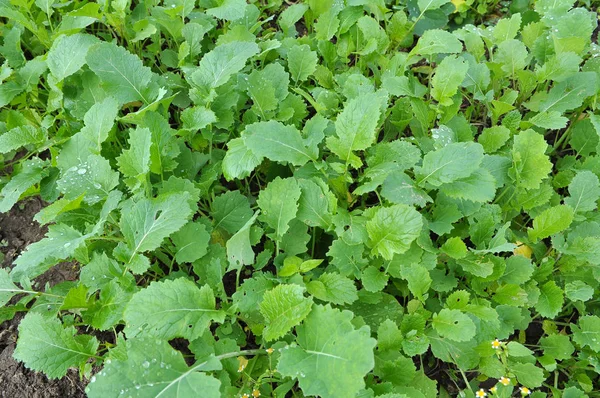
[[287, 44, 318, 83], [277, 304, 376, 398], [377, 319, 403, 352], [57, 154, 119, 204], [306, 272, 358, 305], [507, 341, 534, 357], [495, 39, 528, 76], [510, 362, 545, 388], [536, 281, 564, 319], [416, 142, 484, 186], [0, 268, 19, 306], [297, 179, 335, 229], [441, 237, 467, 259], [117, 127, 152, 191], [47, 33, 98, 80], [244, 121, 315, 165], [10, 223, 86, 281], [86, 338, 221, 398], [222, 138, 261, 181], [478, 126, 510, 153], [539, 73, 598, 114], [86, 42, 156, 104], [431, 55, 469, 106], [120, 193, 194, 261], [367, 205, 423, 260], [226, 211, 259, 272], [211, 190, 253, 234], [172, 221, 210, 263], [86, 281, 133, 330], [326, 92, 385, 168], [528, 205, 574, 242], [564, 170, 600, 213], [540, 334, 574, 360], [431, 309, 476, 342], [439, 168, 497, 203], [571, 316, 600, 352], [260, 284, 313, 341], [410, 29, 462, 56], [0, 125, 46, 154], [13, 313, 99, 379], [361, 266, 389, 292], [400, 263, 432, 302], [493, 13, 522, 43], [510, 129, 552, 190], [564, 281, 594, 302], [257, 177, 301, 240], [381, 172, 432, 207], [206, 0, 247, 21], [0, 158, 48, 212], [124, 279, 225, 340], [191, 41, 259, 92]]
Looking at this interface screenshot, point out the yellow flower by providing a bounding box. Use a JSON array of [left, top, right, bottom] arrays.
[[513, 241, 532, 259], [500, 376, 511, 386], [241, 394, 250, 398], [266, 347, 274, 355], [490, 386, 497, 393], [252, 389, 261, 397], [491, 339, 502, 349], [476, 388, 487, 397], [520, 387, 532, 395]]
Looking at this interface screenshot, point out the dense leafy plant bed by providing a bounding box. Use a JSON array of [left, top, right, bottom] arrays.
[[1, 0, 599, 397]]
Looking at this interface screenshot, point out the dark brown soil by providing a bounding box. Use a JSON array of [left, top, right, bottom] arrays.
[[0, 198, 88, 398]]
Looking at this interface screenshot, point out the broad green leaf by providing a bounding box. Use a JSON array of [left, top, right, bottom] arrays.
[[33, 195, 84, 225], [80, 252, 133, 291], [431, 309, 476, 342], [0, 158, 48, 212], [410, 29, 463, 56], [528, 205, 574, 242], [257, 177, 301, 240], [400, 263, 432, 302], [117, 127, 152, 191], [441, 237, 467, 259], [287, 44, 318, 83], [86, 42, 156, 104], [367, 205, 423, 260], [297, 179, 335, 229], [57, 154, 119, 204], [439, 168, 497, 203], [431, 55, 469, 106], [86, 338, 221, 398], [564, 281, 594, 302], [191, 41, 259, 92], [493, 13, 522, 44], [10, 223, 85, 281], [85, 281, 133, 331], [416, 142, 484, 186], [47, 33, 98, 80], [120, 193, 194, 261], [222, 138, 261, 181], [0, 268, 19, 306], [13, 313, 99, 379], [361, 266, 389, 292], [571, 316, 600, 352], [277, 304, 376, 398], [564, 170, 600, 213], [377, 319, 403, 352], [326, 92, 385, 168], [124, 279, 225, 340], [172, 221, 210, 263], [495, 39, 528, 76], [181, 106, 216, 132], [417, 0, 450, 12], [539, 73, 598, 114], [0, 125, 46, 154], [260, 284, 313, 341], [306, 272, 358, 305], [381, 172, 432, 207], [511, 362, 545, 388], [493, 284, 528, 306], [510, 129, 552, 190], [211, 190, 253, 234], [206, 0, 247, 21], [244, 121, 315, 165], [478, 126, 510, 153], [226, 212, 259, 271], [540, 334, 574, 360], [535, 281, 564, 318]]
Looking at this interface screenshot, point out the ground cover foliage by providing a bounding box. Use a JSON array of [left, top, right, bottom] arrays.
[[0, 0, 600, 397]]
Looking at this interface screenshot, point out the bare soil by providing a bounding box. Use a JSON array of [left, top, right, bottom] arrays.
[[0, 198, 87, 398]]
